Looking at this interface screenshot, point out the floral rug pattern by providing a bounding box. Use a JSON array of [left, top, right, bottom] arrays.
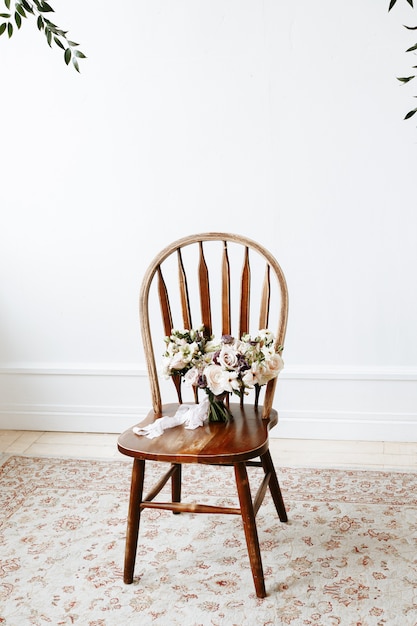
[[0, 456, 417, 625]]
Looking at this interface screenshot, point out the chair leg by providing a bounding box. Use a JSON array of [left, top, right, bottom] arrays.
[[234, 462, 266, 599], [124, 458, 145, 584], [261, 449, 288, 523], [171, 463, 182, 514]]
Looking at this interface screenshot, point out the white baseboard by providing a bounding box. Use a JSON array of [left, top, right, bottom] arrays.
[[274, 410, 417, 442], [1, 364, 416, 441], [0, 404, 145, 434]]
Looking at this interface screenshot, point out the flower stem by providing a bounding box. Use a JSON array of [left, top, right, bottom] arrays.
[[206, 391, 232, 423]]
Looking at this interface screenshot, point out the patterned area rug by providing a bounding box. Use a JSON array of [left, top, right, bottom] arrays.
[[0, 456, 416, 626]]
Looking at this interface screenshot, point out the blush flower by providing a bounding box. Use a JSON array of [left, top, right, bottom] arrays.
[[217, 346, 239, 369]]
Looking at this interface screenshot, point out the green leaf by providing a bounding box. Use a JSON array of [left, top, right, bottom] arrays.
[[7, 20, 12, 37], [37, 14, 43, 29], [404, 107, 417, 119], [0, 22, 6, 35], [45, 26, 52, 46], [67, 40, 79, 47], [406, 42, 417, 52], [74, 50, 86, 59], [16, 4, 27, 18], [397, 75, 415, 83], [64, 47, 71, 64], [72, 57, 80, 72], [39, 1, 54, 12], [0, 13, 10, 18], [21, 0, 34, 13], [4, 0, 10, 10], [14, 11, 21, 28], [404, 24, 417, 30], [54, 35, 64, 49], [389, 0, 398, 10], [407, 0, 414, 6]]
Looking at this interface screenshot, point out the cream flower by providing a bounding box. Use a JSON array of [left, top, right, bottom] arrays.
[[183, 367, 200, 386], [263, 352, 284, 380], [258, 329, 275, 347], [203, 364, 226, 395], [242, 361, 269, 387], [205, 339, 220, 354], [203, 364, 238, 395], [169, 351, 189, 371], [217, 345, 239, 369]]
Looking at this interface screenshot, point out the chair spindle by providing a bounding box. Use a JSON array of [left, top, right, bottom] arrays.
[[198, 242, 212, 337], [239, 247, 250, 337], [259, 264, 271, 330], [177, 249, 192, 330], [222, 241, 231, 336], [158, 266, 182, 404], [157, 267, 173, 337]]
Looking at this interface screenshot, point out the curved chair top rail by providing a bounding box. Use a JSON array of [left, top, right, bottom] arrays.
[[139, 232, 288, 418]]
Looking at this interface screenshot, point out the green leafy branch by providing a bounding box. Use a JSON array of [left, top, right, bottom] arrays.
[[0, 0, 85, 71], [389, 0, 417, 119]]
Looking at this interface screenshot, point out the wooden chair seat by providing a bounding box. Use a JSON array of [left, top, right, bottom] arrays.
[[117, 233, 289, 598], [118, 403, 277, 463]]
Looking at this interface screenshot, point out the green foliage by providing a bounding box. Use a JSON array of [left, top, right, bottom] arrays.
[[388, 0, 414, 9], [404, 106, 417, 118], [389, 0, 417, 121], [0, 0, 85, 71]]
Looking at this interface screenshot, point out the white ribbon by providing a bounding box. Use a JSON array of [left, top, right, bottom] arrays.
[[132, 397, 210, 439]]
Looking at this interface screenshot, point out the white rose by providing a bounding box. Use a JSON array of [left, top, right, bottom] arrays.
[[263, 353, 284, 381], [218, 345, 239, 369], [204, 364, 228, 395]]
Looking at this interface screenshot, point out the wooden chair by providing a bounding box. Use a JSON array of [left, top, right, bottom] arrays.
[[117, 232, 289, 598]]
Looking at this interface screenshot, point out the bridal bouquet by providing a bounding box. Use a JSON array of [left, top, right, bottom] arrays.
[[162, 326, 284, 422]]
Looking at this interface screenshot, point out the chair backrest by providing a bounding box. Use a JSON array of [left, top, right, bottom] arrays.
[[140, 233, 288, 419]]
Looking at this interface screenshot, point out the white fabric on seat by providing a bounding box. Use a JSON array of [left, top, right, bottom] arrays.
[[132, 397, 209, 439]]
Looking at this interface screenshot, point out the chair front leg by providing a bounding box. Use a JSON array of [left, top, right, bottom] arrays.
[[124, 458, 145, 584], [234, 462, 266, 599], [261, 449, 288, 522], [171, 463, 182, 514]]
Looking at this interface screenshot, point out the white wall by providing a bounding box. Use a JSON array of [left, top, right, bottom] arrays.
[[1, 0, 416, 440]]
